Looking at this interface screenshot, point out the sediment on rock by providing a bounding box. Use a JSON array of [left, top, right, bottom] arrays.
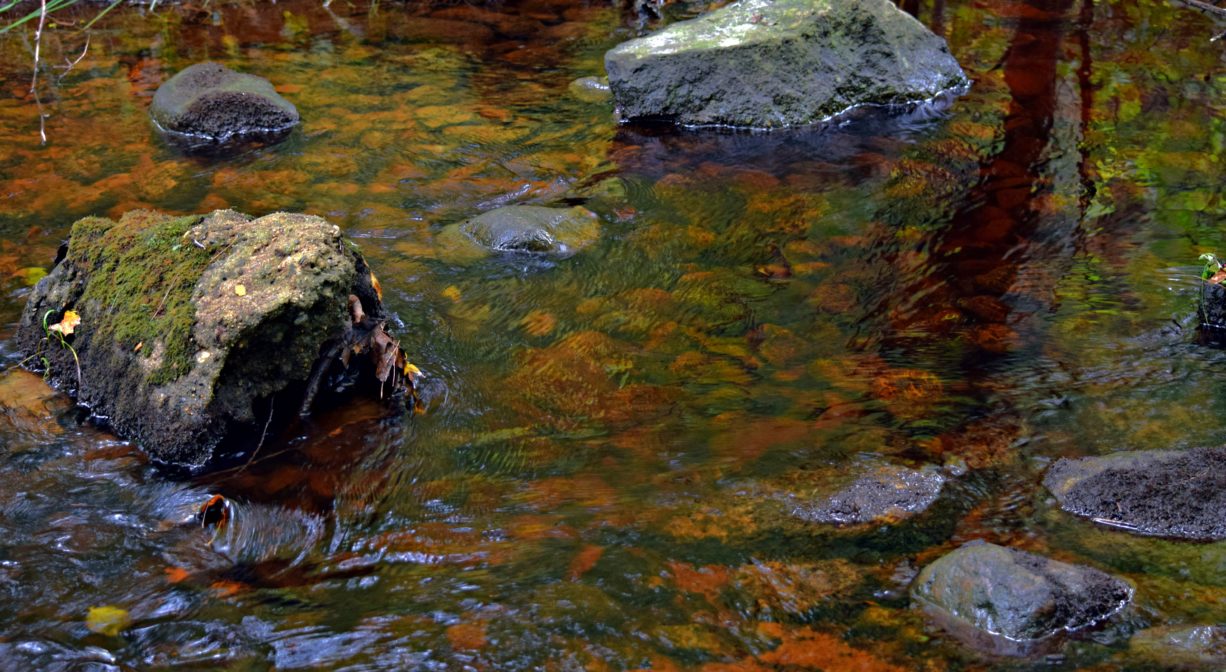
[[1043, 447, 1226, 540], [150, 62, 300, 147]]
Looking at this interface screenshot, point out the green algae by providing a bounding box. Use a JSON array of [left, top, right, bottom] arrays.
[[69, 211, 214, 384]]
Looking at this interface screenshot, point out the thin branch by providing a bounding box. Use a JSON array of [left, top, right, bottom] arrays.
[[1172, 0, 1226, 21], [56, 34, 89, 81], [29, 0, 46, 94]]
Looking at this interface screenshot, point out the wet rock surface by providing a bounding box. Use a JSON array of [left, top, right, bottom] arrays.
[[150, 62, 300, 144], [604, 0, 967, 128], [911, 541, 1133, 644], [792, 462, 945, 524], [437, 205, 600, 260], [16, 209, 391, 469], [1043, 447, 1226, 540]]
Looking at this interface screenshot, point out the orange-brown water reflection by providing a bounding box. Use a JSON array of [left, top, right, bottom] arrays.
[[0, 0, 1223, 668]]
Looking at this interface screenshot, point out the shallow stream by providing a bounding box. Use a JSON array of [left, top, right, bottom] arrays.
[[0, 0, 1223, 669]]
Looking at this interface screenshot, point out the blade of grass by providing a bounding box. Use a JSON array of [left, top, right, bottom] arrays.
[[0, 0, 75, 35], [81, 0, 123, 31]]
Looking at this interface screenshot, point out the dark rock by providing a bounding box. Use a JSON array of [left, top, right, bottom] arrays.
[[150, 62, 300, 144], [1199, 280, 1226, 330], [1043, 447, 1226, 541], [16, 210, 400, 469], [604, 0, 967, 128], [792, 462, 945, 524], [1130, 625, 1226, 669], [911, 541, 1133, 644], [437, 205, 600, 261]]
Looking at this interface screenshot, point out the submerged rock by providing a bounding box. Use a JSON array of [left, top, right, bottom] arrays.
[[1129, 625, 1226, 669], [911, 541, 1132, 645], [604, 0, 967, 128], [793, 462, 945, 525], [1043, 447, 1226, 541], [16, 210, 407, 469], [569, 76, 612, 103], [150, 62, 300, 145], [437, 205, 600, 261]]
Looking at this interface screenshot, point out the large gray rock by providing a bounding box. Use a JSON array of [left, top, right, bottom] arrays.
[[792, 462, 945, 524], [1044, 447, 1226, 541], [150, 62, 300, 143], [16, 210, 400, 469], [604, 0, 967, 128], [911, 541, 1132, 643], [437, 205, 600, 261]]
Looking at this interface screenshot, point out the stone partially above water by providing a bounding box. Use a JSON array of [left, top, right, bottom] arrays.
[[604, 0, 968, 128], [793, 462, 945, 525], [912, 541, 1133, 645], [150, 62, 300, 144], [1043, 447, 1226, 541], [437, 205, 600, 261], [16, 210, 400, 469]]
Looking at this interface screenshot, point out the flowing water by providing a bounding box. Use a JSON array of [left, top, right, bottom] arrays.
[[0, 0, 1223, 669]]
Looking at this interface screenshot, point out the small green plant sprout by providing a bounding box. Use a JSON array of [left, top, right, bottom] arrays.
[[1201, 253, 1225, 283], [37, 308, 83, 389]]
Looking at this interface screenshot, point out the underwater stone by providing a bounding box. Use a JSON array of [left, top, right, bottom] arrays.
[[604, 0, 968, 128], [437, 205, 601, 261], [1044, 447, 1226, 541], [793, 462, 945, 524], [912, 541, 1132, 644], [1129, 625, 1226, 668], [150, 62, 300, 144], [16, 210, 389, 469], [569, 76, 612, 103]]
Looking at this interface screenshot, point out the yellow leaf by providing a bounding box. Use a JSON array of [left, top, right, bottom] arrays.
[[86, 605, 130, 636], [442, 285, 462, 302], [370, 272, 383, 302], [234, 284, 247, 297], [48, 310, 81, 335], [404, 361, 422, 381]]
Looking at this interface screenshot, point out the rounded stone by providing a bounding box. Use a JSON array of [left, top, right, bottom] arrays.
[[150, 62, 300, 144]]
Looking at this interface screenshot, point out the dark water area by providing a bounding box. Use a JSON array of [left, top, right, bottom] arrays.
[[0, 0, 1223, 669]]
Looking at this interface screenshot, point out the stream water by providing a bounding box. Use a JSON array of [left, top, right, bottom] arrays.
[[0, 0, 1223, 669]]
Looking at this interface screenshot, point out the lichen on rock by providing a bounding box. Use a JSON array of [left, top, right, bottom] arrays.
[[17, 209, 408, 469]]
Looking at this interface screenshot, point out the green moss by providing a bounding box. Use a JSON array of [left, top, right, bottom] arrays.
[[70, 211, 217, 384]]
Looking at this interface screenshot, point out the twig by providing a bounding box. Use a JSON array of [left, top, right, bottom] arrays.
[[1171, 0, 1226, 20], [55, 34, 89, 80], [29, 0, 46, 94], [240, 398, 275, 471]]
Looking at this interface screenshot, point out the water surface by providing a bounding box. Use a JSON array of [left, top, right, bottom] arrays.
[[0, 0, 1223, 669]]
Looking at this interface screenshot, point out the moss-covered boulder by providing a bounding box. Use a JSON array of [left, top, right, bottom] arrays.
[[16, 210, 401, 469], [911, 541, 1133, 646], [150, 62, 300, 144], [604, 0, 967, 128]]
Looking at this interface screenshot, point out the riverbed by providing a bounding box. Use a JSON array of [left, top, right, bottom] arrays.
[[0, 0, 1223, 669]]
